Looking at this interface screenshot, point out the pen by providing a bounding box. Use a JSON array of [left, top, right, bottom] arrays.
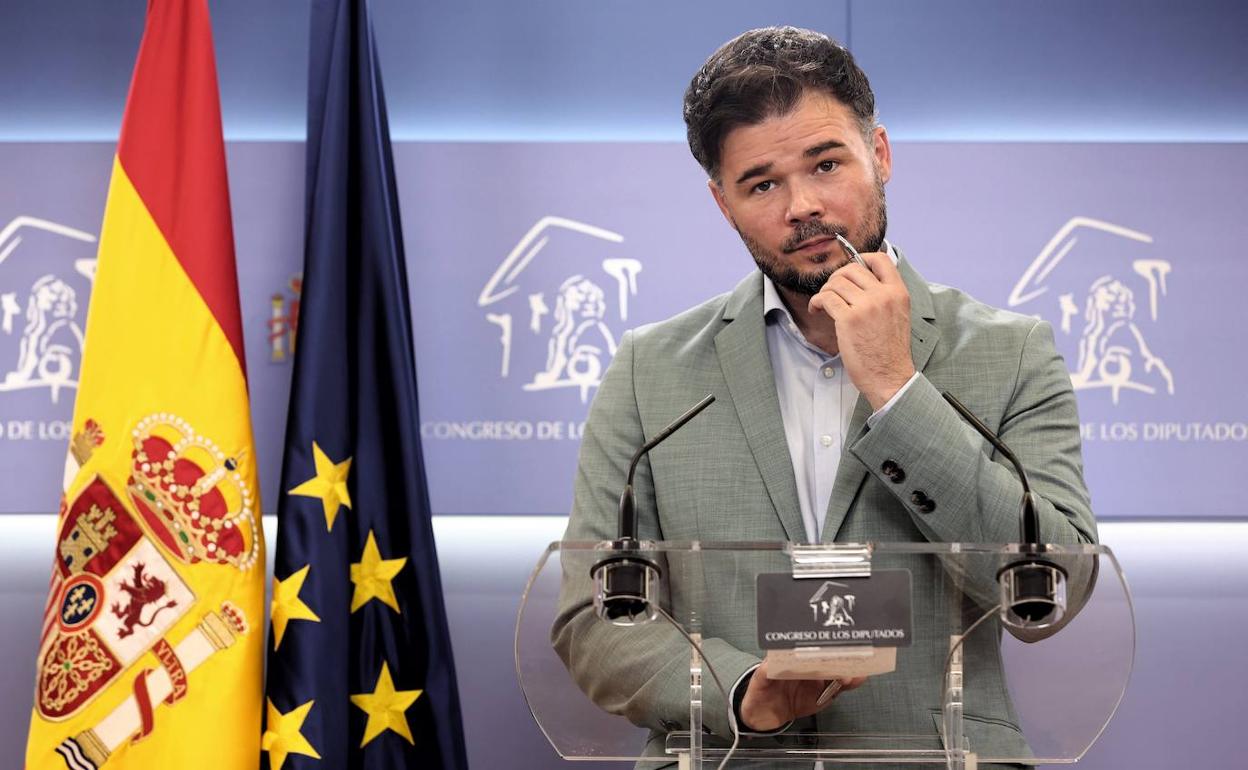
[[816, 678, 843, 706], [834, 233, 869, 270]]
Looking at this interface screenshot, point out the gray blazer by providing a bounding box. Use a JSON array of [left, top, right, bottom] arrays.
[[555, 252, 1097, 765]]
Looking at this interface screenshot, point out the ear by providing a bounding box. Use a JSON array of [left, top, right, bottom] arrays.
[[871, 125, 892, 185], [707, 178, 736, 229]]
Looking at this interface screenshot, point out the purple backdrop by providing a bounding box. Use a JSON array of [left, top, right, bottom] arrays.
[[0, 142, 1242, 518]]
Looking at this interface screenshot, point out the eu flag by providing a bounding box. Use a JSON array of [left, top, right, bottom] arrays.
[[261, 1, 468, 768]]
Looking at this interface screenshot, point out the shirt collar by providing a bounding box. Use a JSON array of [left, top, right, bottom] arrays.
[[764, 239, 899, 323]]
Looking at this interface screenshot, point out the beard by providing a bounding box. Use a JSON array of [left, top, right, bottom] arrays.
[[739, 175, 888, 297]]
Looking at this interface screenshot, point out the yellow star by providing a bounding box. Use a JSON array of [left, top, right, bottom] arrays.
[[288, 441, 352, 531], [271, 565, 321, 650], [350, 662, 422, 747], [349, 531, 406, 613], [261, 699, 321, 770]]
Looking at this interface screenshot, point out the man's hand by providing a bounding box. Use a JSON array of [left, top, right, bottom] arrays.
[[738, 658, 867, 732], [808, 251, 915, 411]]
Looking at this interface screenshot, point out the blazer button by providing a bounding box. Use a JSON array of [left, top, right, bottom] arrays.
[[882, 459, 899, 475], [909, 490, 927, 506], [919, 499, 936, 514], [889, 468, 906, 484]]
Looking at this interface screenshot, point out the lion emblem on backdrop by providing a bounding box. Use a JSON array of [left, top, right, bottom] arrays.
[[0, 216, 97, 404], [478, 216, 642, 402], [1009, 216, 1174, 404]]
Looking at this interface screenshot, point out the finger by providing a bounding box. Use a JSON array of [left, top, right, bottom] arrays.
[[862, 250, 903, 285], [840, 676, 869, 692], [812, 271, 868, 305], [809, 286, 852, 318], [827, 273, 868, 304], [746, 660, 781, 695], [831, 261, 881, 291]]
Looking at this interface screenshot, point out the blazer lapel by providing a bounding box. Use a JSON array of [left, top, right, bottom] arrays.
[[821, 252, 941, 542], [714, 273, 807, 542]]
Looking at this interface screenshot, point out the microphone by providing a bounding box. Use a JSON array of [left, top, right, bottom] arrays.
[[589, 394, 716, 625], [942, 391, 1068, 629]]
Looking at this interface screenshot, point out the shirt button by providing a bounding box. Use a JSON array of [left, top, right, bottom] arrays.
[[822, 366, 836, 379], [820, 434, 833, 447]]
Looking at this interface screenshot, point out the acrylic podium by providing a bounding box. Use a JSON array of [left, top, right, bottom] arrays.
[[516, 541, 1133, 768]]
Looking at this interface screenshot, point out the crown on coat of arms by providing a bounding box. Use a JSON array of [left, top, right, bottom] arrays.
[[126, 413, 259, 571]]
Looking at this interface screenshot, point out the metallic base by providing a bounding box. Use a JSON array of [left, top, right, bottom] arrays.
[[999, 560, 1068, 629], [591, 554, 662, 625]]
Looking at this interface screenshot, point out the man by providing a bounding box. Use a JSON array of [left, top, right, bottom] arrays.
[[555, 26, 1096, 767]]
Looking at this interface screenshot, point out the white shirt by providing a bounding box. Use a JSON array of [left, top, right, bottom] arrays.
[[760, 240, 915, 542], [730, 240, 919, 740]]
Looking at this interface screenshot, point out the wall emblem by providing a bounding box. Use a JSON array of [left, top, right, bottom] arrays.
[[268, 274, 302, 363], [0, 216, 97, 403], [1009, 216, 1174, 404], [477, 216, 642, 402]]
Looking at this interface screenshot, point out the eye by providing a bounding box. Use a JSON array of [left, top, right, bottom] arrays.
[[817, 159, 839, 173], [751, 180, 775, 194]]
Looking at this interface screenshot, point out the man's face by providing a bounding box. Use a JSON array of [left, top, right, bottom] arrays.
[[709, 89, 892, 296]]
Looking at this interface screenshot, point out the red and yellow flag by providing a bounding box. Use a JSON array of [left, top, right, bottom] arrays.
[[25, 2, 264, 768]]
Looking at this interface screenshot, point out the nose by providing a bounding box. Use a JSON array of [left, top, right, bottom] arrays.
[[785, 179, 824, 224]]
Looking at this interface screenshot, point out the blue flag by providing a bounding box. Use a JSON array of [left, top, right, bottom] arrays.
[[261, 1, 468, 768]]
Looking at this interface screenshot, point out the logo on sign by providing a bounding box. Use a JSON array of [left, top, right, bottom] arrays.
[[808, 581, 856, 628], [0, 216, 97, 404], [1009, 217, 1174, 404], [477, 216, 642, 402], [757, 571, 912, 649]]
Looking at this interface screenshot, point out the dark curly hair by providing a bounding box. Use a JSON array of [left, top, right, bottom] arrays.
[[683, 27, 877, 181]]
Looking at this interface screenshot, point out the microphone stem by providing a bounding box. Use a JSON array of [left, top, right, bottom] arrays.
[[618, 394, 715, 541], [941, 391, 1040, 546]]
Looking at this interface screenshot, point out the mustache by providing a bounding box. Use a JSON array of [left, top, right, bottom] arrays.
[[781, 222, 849, 254]]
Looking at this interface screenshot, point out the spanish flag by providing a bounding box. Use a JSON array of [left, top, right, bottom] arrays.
[[24, 2, 264, 769]]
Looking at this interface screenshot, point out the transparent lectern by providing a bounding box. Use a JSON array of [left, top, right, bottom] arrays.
[[515, 541, 1133, 768]]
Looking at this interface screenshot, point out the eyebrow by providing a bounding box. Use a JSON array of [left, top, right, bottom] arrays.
[[803, 139, 846, 157], [733, 140, 849, 186]]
